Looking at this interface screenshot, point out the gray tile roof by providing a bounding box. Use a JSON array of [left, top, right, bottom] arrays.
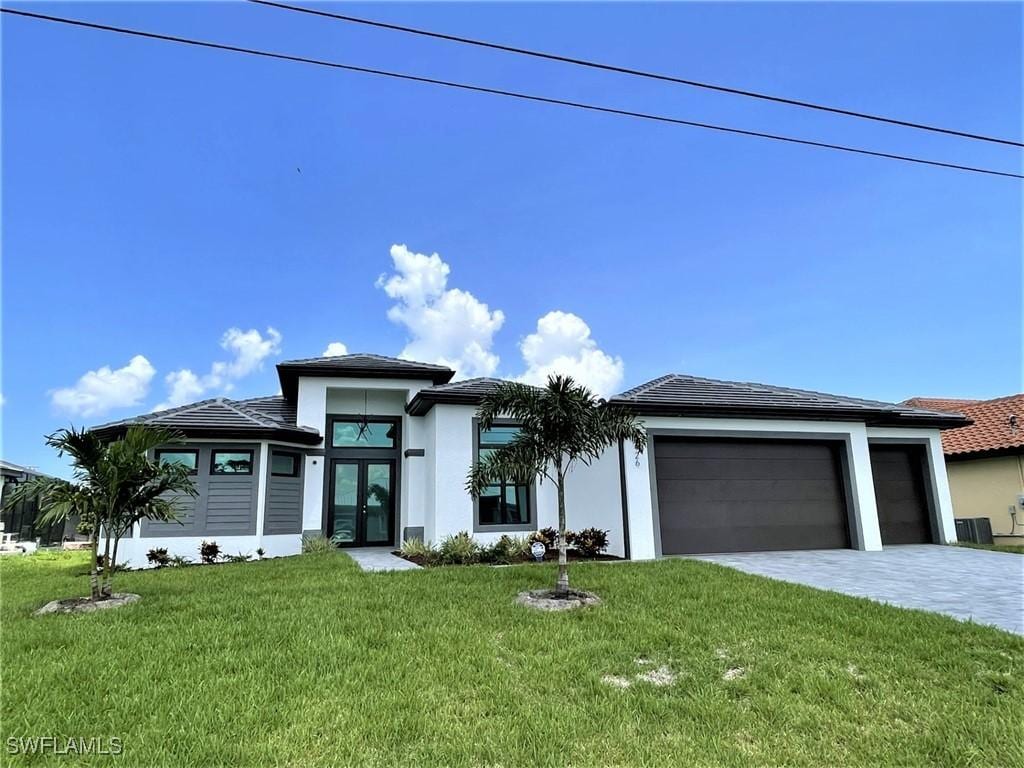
[[608, 374, 971, 428], [406, 377, 512, 415], [90, 397, 321, 445], [277, 353, 455, 398]]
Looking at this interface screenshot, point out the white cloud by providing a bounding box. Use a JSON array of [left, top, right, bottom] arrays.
[[377, 244, 504, 378], [323, 341, 348, 357], [155, 327, 282, 411], [51, 355, 156, 418], [517, 311, 624, 398]]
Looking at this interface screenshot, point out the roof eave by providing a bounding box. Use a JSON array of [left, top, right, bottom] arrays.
[[406, 391, 483, 416], [89, 424, 322, 446], [278, 365, 455, 399]]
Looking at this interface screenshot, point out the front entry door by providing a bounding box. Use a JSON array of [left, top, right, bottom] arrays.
[[329, 460, 396, 547]]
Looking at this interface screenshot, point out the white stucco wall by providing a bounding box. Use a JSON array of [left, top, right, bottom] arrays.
[[622, 416, 887, 559], [117, 534, 301, 569], [866, 426, 957, 543]]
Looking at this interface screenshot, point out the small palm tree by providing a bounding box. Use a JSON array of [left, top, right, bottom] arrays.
[[4, 425, 197, 599], [467, 375, 646, 597]]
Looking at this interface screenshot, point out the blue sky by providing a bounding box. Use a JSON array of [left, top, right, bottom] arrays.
[[2, 1, 1021, 477]]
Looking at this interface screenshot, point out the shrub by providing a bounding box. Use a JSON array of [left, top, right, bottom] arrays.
[[256, 548, 265, 560], [168, 554, 191, 568], [487, 534, 532, 564], [199, 540, 221, 564], [438, 531, 480, 565], [573, 527, 610, 558], [529, 527, 575, 551], [146, 548, 170, 568], [302, 535, 335, 555], [400, 537, 438, 565], [223, 553, 252, 564]]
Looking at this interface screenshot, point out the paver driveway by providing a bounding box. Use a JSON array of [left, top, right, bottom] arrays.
[[689, 545, 1023, 635]]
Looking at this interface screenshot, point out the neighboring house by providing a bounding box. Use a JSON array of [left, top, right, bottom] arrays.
[[0, 460, 65, 545], [91, 353, 969, 569], [903, 395, 1024, 544]]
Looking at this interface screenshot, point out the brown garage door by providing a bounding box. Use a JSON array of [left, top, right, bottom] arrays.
[[870, 444, 933, 545], [654, 438, 851, 554]]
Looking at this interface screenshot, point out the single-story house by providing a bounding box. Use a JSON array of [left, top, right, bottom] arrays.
[[1, 459, 66, 546], [903, 394, 1023, 544], [91, 353, 970, 569]]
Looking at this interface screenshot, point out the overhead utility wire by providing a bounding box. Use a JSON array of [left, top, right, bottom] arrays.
[[249, 0, 1024, 149], [3, 7, 1021, 180]]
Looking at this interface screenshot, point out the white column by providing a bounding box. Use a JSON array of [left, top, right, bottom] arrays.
[[254, 441, 269, 549], [624, 442, 657, 560], [847, 427, 883, 551], [925, 433, 958, 542], [302, 455, 325, 535]]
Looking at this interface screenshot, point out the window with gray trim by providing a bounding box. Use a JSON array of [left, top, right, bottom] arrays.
[[211, 450, 253, 475], [271, 452, 299, 477], [156, 449, 198, 475], [476, 425, 531, 527]]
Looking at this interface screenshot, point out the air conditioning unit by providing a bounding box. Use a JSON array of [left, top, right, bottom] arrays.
[[954, 517, 994, 545]]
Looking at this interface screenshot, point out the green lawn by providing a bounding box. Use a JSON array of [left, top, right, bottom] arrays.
[[2, 552, 1021, 767], [958, 542, 1024, 555]]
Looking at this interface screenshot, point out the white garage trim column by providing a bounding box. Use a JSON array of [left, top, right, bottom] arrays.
[[846, 427, 883, 551], [623, 440, 658, 560], [866, 427, 957, 543]]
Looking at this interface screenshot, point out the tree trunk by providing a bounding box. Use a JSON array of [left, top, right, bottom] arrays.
[[555, 458, 569, 597], [98, 511, 114, 599], [88, 513, 101, 601], [104, 532, 122, 597]]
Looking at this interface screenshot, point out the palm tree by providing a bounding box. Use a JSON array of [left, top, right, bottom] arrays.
[[4, 425, 197, 599], [466, 375, 646, 597]]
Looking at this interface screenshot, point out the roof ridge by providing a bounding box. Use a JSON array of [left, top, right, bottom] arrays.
[[613, 373, 677, 399], [279, 352, 452, 370], [217, 398, 283, 428]]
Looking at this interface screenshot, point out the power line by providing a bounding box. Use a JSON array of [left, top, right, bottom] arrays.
[[249, 0, 1024, 149], [3, 7, 1021, 180]]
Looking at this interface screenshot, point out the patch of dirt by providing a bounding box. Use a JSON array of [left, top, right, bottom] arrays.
[[516, 589, 601, 612], [34, 593, 140, 616], [601, 674, 633, 689], [722, 666, 747, 682], [637, 666, 677, 686]]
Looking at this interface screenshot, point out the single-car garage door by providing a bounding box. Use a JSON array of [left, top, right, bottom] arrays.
[[654, 438, 851, 555], [869, 444, 933, 545]]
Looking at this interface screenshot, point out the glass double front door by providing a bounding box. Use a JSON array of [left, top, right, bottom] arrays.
[[329, 460, 395, 547]]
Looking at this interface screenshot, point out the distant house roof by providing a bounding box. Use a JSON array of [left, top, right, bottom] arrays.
[[0, 460, 49, 480], [902, 394, 1024, 458], [607, 374, 970, 429], [90, 396, 321, 445], [276, 353, 455, 399], [406, 378, 513, 415]]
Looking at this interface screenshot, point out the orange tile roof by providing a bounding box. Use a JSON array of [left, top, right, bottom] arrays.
[[902, 394, 1024, 457]]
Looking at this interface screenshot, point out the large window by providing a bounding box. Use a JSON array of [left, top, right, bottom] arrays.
[[156, 449, 198, 475], [331, 419, 397, 449], [211, 450, 254, 475], [476, 424, 531, 528]]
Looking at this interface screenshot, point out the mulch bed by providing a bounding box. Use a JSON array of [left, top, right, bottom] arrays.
[[394, 550, 622, 567]]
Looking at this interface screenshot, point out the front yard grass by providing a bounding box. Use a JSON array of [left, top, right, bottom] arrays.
[[958, 541, 1024, 555], [2, 551, 1021, 767]]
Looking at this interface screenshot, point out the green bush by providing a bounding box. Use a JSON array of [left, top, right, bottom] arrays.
[[301, 535, 336, 555], [146, 548, 170, 568], [529, 527, 575, 551], [438, 532, 480, 565], [486, 534, 531, 564], [223, 553, 253, 564], [573, 527, 610, 558], [400, 537, 438, 565], [199, 540, 221, 564]]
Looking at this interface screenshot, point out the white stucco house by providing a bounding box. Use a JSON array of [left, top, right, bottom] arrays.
[[91, 354, 969, 569]]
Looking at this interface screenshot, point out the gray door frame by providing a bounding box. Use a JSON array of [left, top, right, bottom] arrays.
[[867, 437, 940, 545]]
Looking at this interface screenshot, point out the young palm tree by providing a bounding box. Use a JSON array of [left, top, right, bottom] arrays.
[[4, 425, 197, 599], [467, 375, 646, 597]]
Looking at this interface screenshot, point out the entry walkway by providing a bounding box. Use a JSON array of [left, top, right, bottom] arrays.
[[346, 547, 421, 572]]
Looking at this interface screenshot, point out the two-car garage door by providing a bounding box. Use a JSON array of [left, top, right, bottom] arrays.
[[655, 438, 851, 555], [654, 437, 935, 555]]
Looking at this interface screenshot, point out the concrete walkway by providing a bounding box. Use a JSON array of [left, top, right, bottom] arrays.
[[345, 547, 421, 572], [689, 545, 1023, 635]]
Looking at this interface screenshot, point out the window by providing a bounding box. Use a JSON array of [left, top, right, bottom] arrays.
[[271, 452, 300, 477], [476, 425, 531, 528], [156, 449, 198, 475], [331, 420, 397, 449], [211, 450, 254, 475]]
